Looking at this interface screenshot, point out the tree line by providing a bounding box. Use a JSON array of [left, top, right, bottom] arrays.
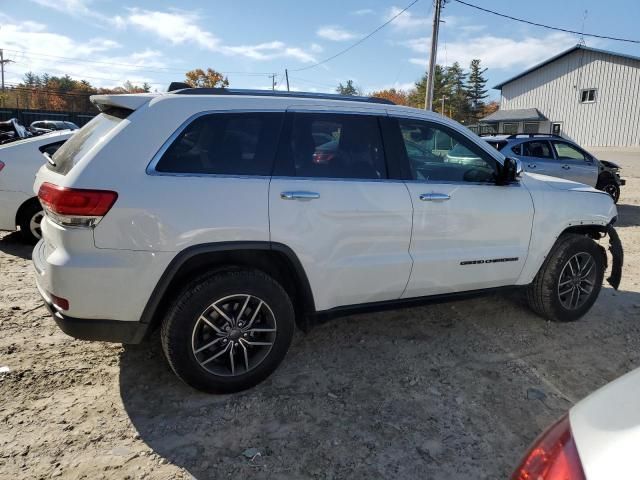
[[338, 59, 498, 125], [0, 63, 497, 124]]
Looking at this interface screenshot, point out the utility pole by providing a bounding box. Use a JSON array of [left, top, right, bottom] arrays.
[[269, 73, 277, 91], [440, 95, 448, 116], [285, 69, 290, 92], [0, 49, 15, 94], [425, 0, 445, 110]]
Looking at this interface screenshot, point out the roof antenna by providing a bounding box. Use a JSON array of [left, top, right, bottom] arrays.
[[579, 9, 588, 46]]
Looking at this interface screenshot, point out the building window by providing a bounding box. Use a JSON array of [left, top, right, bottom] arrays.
[[523, 122, 539, 134], [551, 122, 562, 136], [580, 88, 597, 103], [502, 122, 518, 135]]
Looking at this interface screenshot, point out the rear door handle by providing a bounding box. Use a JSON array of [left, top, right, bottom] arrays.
[[527, 163, 537, 169], [280, 191, 320, 201], [419, 193, 451, 202], [562, 165, 571, 170]]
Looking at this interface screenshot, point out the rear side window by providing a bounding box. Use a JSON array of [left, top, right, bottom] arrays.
[[287, 113, 387, 179], [48, 109, 129, 175], [522, 141, 553, 158], [155, 112, 283, 176]]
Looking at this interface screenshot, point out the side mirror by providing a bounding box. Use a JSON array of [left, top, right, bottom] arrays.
[[497, 157, 521, 185]]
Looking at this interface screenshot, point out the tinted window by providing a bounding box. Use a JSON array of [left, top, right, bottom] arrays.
[[48, 110, 128, 175], [398, 119, 496, 183], [522, 141, 553, 158], [511, 144, 522, 155], [156, 112, 283, 175], [552, 141, 585, 161], [288, 113, 386, 179]]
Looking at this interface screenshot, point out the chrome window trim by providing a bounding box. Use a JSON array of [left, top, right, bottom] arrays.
[[145, 109, 285, 176]]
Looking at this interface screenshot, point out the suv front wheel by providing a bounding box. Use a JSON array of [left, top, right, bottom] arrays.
[[161, 269, 295, 393], [527, 233, 605, 322]]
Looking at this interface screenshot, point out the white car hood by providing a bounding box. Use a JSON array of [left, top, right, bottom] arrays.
[[570, 367, 640, 479], [525, 172, 604, 194]]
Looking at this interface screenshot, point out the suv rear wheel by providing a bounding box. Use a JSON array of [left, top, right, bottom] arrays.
[[161, 269, 295, 393], [527, 234, 605, 322]]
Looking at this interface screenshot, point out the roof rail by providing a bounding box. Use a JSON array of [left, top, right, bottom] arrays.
[[506, 133, 563, 139], [167, 86, 395, 105], [478, 132, 563, 139]]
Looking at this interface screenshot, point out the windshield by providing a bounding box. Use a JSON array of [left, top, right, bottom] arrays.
[[48, 111, 127, 175]]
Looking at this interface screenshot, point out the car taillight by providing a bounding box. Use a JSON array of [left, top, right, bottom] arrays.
[[511, 414, 586, 480], [0, 161, 5, 172], [38, 182, 118, 228]]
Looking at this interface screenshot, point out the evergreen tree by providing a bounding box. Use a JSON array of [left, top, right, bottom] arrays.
[[466, 59, 489, 122], [336, 80, 361, 96], [408, 64, 448, 110], [445, 62, 469, 122]]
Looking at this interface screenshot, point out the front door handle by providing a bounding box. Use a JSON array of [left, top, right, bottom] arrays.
[[280, 191, 320, 201], [419, 193, 451, 202], [562, 165, 571, 170], [527, 163, 537, 169]]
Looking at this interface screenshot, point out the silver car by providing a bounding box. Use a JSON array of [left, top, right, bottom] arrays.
[[483, 134, 625, 203]]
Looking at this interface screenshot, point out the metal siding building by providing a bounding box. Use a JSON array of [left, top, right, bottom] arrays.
[[483, 45, 640, 147]]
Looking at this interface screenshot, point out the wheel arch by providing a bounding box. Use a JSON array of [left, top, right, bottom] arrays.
[[140, 242, 316, 335], [14, 196, 41, 227]]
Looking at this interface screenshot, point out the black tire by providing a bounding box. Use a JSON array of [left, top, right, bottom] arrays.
[[161, 269, 295, 393], [527, 234, 605, 322], [597, 178, 620, 203], [17, 200, 44, 244]]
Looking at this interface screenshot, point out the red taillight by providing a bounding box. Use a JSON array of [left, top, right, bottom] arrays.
[[0, 161, 5, 172], [511, 415, 586, 480], [38, 182, 117, 216], [50, 293, 69, 311], [312, 152, 335, 164]]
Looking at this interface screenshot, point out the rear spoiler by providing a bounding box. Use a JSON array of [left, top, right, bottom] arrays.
[[90, 94, 156, 112]]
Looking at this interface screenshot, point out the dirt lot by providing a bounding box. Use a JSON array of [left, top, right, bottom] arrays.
[[1, 153, 639, 480]]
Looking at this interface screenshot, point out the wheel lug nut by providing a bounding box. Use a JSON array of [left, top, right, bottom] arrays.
[[223, 338, 228, 343]]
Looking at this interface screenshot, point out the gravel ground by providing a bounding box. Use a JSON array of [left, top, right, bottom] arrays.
[[1, 154, 639, 480]]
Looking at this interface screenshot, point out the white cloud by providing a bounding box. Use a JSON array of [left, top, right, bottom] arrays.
[[352, 8, 374, 16], [402, 32, 580, 70], [0, 20, 168, 88], [127, 9, 317, 63], [387, 6, 430, 30], [128, 9, 221, 50], [29, 0, 124, 28], [365, 81, 416, 93], [317, 26, 358, 42]]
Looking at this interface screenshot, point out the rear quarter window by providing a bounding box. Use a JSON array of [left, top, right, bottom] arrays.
[[154, 112, 284, 176], [48, 108, 129, 175]]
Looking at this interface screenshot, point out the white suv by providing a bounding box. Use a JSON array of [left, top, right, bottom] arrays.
[[32, 87, 623, 393]]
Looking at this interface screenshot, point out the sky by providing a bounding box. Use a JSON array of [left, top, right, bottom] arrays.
[[1, 0, 639, 101]]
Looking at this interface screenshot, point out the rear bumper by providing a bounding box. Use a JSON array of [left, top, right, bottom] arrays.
[[38, 283, 150, 344]]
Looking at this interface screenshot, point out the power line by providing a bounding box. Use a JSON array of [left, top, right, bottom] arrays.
[[290, 0, 421, 72], [452, 0, 640, 44]]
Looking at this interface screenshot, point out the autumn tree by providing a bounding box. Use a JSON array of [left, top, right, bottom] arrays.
[[336, 80, 361, 96], [185, 68, 229, 88], [370, 88, 410, 106]]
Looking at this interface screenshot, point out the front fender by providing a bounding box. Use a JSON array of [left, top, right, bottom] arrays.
[[607, 225, 623, 290]]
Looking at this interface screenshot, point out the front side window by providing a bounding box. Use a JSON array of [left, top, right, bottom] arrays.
[[288, 113, 386, 179], [552, 141, 586, 161], [580, 88, 597, 103], [155, 112, 283, 175], [522, 141, 553, 159], [398, 119, 496, 183]]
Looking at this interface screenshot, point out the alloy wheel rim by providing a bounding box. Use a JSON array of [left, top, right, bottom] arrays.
[[191, 294, 277, 377], [29, 211, 44, 239], [557, 252, 597, 310]]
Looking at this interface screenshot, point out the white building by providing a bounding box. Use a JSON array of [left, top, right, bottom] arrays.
[[481, 45, 640, 147]]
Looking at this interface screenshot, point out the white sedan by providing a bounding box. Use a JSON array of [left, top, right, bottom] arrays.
[[0, 131, 73, 242], [512, 367, 640, 479]]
